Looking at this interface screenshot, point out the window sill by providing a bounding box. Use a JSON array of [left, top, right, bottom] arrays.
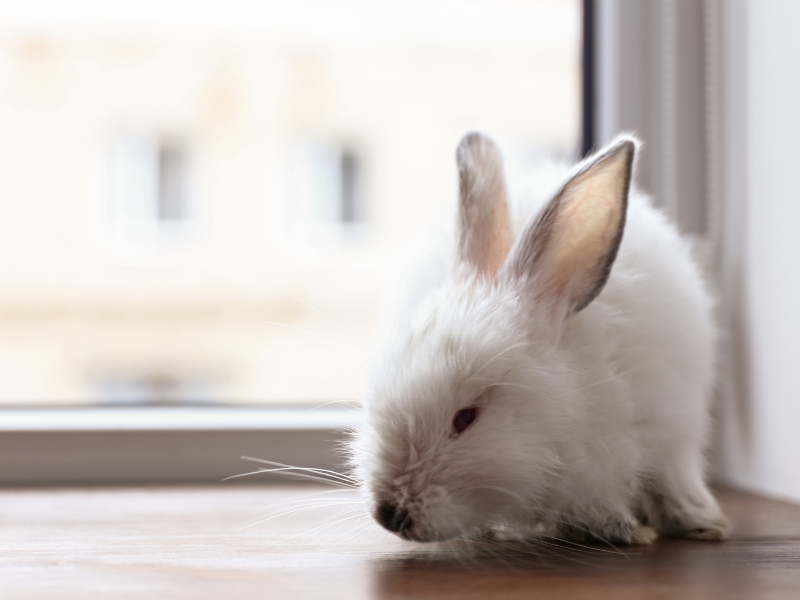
[[0, 406, 361, 431], [0, 407, 361, 486]]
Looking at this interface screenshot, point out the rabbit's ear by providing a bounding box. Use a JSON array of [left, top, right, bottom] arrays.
[[500, 137, 635, 317], [455, 132, 512, 279]]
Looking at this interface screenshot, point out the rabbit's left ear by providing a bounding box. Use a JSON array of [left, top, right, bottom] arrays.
[[455, 132, 512, 279], [500, 137, 635, 317]]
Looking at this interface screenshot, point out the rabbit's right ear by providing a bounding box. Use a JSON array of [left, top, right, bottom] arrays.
[[500, 137, 635, 318], [455, 132, 512, 279]]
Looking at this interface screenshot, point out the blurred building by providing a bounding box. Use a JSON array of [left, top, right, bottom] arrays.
[[0, 1, 579, 406]]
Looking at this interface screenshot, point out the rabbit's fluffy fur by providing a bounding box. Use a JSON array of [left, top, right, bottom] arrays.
[[351, 133, 729, 545]]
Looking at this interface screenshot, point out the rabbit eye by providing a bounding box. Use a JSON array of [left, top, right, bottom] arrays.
[[452, 407, 478, 435]]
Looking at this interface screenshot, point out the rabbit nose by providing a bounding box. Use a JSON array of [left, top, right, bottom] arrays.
[[376, 501, 413, 534]]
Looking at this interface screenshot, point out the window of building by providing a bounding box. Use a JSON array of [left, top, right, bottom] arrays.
[[288, 140, 366, 243], [106, 132, 192, 257]]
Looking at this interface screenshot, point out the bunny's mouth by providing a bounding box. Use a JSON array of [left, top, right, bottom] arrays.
[[398, 530, 426, 542], [399, 528, 465, 543], [395, 526, 453, 543]]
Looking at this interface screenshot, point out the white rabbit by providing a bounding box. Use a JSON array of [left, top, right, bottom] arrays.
[[351, 133, 729, 545]]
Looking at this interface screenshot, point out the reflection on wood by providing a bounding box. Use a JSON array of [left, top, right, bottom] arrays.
[[2, 485, 800, 598]]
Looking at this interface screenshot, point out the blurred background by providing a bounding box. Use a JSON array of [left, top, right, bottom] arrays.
[[0, 0, 580, 407]]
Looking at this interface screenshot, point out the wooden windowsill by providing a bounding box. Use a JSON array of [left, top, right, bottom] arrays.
[[3, 485, 799, 599]]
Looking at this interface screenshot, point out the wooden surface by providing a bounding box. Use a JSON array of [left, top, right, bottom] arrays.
[[2, 485, 800, 599]]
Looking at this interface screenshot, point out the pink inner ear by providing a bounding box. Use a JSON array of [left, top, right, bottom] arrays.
[[545, 145, 629, 310], [486, 197, 512, 277], [499, 138, 633, 316], [552, 187, 622, 300]]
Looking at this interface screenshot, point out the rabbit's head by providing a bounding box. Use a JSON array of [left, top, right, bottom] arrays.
[[354, 133, 636, 542]]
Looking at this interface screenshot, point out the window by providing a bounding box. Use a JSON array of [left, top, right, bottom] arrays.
[[0, 0, 581, 483], [288, 140, 366, 244], [106, 133, 192, 258]]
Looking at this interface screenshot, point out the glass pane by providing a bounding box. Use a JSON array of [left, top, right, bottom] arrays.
[[0, 0, 580, 407]]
